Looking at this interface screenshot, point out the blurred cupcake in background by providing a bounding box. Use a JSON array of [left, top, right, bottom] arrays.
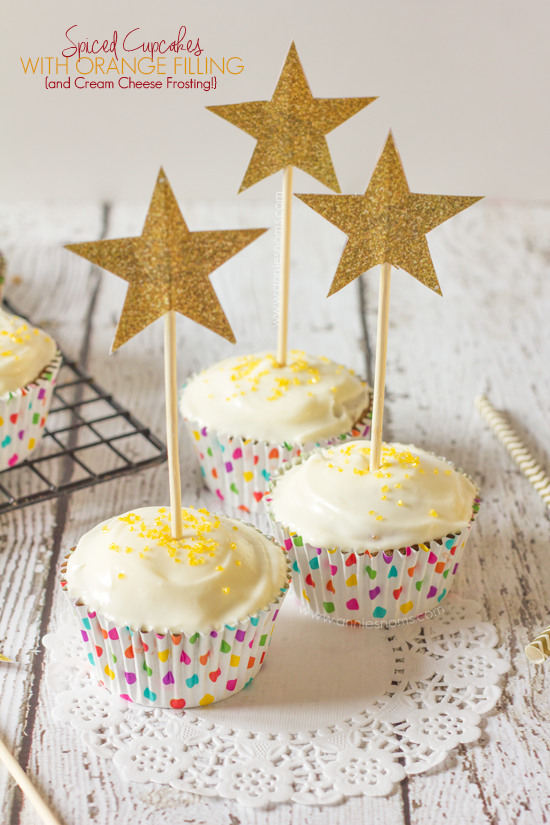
[[0, 284, 61, 471]]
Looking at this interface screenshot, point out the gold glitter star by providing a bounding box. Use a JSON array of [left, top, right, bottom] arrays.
[[207, 42, 377, 193], [297, 131, 483, 296], [65, 169, 267, 350]]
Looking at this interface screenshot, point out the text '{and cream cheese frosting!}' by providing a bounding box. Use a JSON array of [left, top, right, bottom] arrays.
[[0, 308, 57, 395], [65, 506, 288, 634], [267, 441, 478, 554], [180, 350, 369, 444]]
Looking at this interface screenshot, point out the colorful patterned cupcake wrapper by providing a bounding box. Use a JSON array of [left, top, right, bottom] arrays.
[[60, 544, 291, 709], [182, 409, 371, 514], [265, 453, 480, 625], [0, 351, 62, 472]]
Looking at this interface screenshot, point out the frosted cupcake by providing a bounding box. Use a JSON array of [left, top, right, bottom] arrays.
[[0, 306, 62, 470], [180, 350, 371, 512], [61, 506, 290, 708], [266, 441, 480, 624]]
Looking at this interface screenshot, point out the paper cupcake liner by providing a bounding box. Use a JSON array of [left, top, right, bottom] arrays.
[[182, 406, 371, 515], [60, 535, 291, 709], [0, 351, 62, 472], [265, 454, 480, 625]]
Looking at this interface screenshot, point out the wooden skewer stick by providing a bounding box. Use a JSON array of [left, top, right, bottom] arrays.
[[164, 310, 183, 540], [0, 736, 62, 825], [276, 165, 294, 367], [370, 262, 392, 473]]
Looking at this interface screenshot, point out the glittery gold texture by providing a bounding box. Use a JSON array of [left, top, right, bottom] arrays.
[[297, 131, 483, 296], [207, 42, 377, 193], [65, 169, 268, 350]]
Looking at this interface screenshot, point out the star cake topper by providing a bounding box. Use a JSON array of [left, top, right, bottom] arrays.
[[207, 42, 377, 193], [297, 131, 483, 296], [66, 169, 267, 350]]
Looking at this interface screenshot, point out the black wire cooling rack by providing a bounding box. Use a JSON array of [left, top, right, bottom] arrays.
[[0, 304, 167, 513]]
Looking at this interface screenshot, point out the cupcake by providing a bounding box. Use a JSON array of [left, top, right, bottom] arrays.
[[265, 441, 480, 625], [180, 350, 371, 513], [0, 305, 62, 471], [61, 506, 290, 708]]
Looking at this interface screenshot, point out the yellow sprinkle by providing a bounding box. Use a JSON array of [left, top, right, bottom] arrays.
[[398, 500, 403, 506], [216, 566, 224, 571], [419, 469, 425, 474], [430, 509, 438, 517], [125, 547, 133, 553], [139, 553, 144, 558], [381, 485, 388, 493], [369, 510, 375, 515], [232, 526, 238, 531], [117, 573, 125, 579], [376, 515, 383, 521], [174, 559, 181, 563], [445, 470, 452, 475], [230, 542, 237, 550], [235, 560, 241, 565], [102, 525, 109, 533], [338, 468, 343, 473], [209, 553, 216, 557], [405, 474, 409, 478], [222, 587, 230, 594], [433, 468, 439, 474], [109, 543, 120, 552], [381, 495, 386, 500]]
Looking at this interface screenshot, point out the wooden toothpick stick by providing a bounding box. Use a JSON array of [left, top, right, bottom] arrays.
[[370, 262, 391, 473], [0, 736, 61, 825], [276, 165, 294, 367], [164, 310, 183, 540]]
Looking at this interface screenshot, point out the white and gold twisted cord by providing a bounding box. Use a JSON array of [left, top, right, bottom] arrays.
[[475, 394, 550, 508], [525, 628, 550, 664], [475, 395, 550, 663]]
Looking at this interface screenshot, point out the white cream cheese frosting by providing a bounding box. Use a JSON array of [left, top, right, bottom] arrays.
[[267, 441, 478, 553], [180, 350, 369, 444], [65, 506, 288, 634], [0, 308, 56, 395]]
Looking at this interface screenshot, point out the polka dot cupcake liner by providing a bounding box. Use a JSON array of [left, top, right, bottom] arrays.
[[60, 538, 291, 709], [181, 408, 371, 514], [265, 455, 480, 626], [0, 351, 62, 472]]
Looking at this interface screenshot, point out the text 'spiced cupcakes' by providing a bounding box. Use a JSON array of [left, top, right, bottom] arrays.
[[0, 307, 61, 470], [180, 350, 371, 512], [61, 506, 290, 708], [266, 441, 480, 625]]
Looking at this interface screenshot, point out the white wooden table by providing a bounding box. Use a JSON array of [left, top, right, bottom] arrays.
[[0, 197, 549, 824]]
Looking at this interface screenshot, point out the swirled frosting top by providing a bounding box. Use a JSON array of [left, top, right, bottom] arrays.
[[180, 350, 369, 444], [0, 308, 56, 395], [65, 506, 289, 634], [267, 441, 478, 553]]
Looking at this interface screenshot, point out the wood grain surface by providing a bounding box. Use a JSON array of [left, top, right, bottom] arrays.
[[0, 197, 549, 824]]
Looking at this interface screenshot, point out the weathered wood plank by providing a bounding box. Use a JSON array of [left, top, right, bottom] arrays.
[[4, 198, 550, 824], [0, 203, 106, 824]]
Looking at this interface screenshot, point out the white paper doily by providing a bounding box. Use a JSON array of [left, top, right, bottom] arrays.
[[43, 593, 509, 807]]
